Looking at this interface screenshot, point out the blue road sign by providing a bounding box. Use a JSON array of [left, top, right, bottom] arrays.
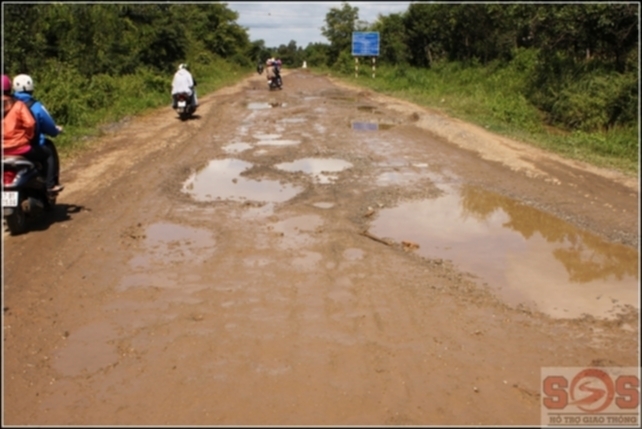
[[352, 32, 380, 56]]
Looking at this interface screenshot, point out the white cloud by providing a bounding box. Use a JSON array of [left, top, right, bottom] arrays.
[[228, 1, 412, 48]]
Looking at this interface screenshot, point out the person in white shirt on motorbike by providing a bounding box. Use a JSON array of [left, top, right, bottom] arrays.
[[171, 63, 197, 109]]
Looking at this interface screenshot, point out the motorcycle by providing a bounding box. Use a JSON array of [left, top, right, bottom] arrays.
[[268, 75, 283, 90], [173, 92, 196, 120], [3, 155, 58, 235]]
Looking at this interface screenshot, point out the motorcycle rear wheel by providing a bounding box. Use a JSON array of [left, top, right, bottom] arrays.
[[6, 205, 27, 236]]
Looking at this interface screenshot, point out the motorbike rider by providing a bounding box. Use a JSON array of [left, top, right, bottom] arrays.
[[274, 58, 283, 87], [2, 75, 59, 194], [265, 57, 282, 89], [12, 73, 63, 191], [171, 63, 197, 109]]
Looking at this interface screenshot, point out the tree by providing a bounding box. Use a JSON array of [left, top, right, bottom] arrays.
[[321, 1, 360, 66], [303, 42, 330, 68], [371, 12, 409, 65]]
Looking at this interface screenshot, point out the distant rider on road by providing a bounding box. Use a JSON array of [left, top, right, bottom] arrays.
[[171, 63, 197, 109]]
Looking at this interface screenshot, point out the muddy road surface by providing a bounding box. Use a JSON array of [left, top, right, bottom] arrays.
[[3, 70, 639, 426]]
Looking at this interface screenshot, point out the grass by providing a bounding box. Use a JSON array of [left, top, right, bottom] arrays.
[[317, 61, 639, 175]]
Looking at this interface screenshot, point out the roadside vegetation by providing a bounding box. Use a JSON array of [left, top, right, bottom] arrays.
[[3, 3, 638, 173], [324, 55, 638, 173], [305, 2, 639, 174]]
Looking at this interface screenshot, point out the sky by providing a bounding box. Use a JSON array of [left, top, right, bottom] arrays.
[[226, 1, 412, 48]]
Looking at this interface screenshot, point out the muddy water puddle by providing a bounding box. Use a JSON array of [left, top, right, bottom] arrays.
[[275, 158, 353, 184], [253, 133, 300, 146], [182, 158, 302, 202], [270, 214, 324, 249], [222, 142, 253, 153], [369, 185, 639, 320], [313, 202, 335, 209], [120, 222, 217, 292], [129, 223, 217, 267], [279, 117, 307, 124], [351, 121, 395, 131], [375, 162, 459, 187]]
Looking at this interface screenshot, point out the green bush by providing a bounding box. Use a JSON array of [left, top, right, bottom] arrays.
[[334, 50, 356, 75], [550, 70, 638, 131], [34, 60, 91, 126], [86, 74, 116, 109]]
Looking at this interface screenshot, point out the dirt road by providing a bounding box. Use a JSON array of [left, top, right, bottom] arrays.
[[3, 70, 639, 425]]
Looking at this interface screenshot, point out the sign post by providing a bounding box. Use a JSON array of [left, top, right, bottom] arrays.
[[352, 32, 380, 78]]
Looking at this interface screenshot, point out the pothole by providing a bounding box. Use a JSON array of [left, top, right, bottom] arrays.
[[182, 158, 303, 202], [368, 184, 639, 320]]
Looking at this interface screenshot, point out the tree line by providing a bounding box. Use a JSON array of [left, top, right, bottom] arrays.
[[3, 3, 255, 76], [3, 2, 638, 134]]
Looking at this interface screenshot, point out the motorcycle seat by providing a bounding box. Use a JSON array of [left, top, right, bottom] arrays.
[[2, 155, 44, 170], [2, 156, 36, 169]]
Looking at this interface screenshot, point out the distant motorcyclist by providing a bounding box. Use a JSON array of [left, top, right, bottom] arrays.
[[171, 63, 197, 109], [12, 73, 64, 191], [265, 57, 282, 89], [257, 60, 264, 75], [273, 58, 283, 86]]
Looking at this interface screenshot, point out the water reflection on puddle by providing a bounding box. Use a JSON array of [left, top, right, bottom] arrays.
[[313, 202, 335, 209], [272, 214, 324, 249], [351, 121, 395, 131], [377, 171, 424, 186], [275, 158, 353, 184], [253, 133, 300, 146], [125, 223, 217, 276], [369, 185, 639, 320], [280, 117, 306, 124], [222, 142, 253, 153], [53, 321, 119, 377], [182, 159, 302, 202]]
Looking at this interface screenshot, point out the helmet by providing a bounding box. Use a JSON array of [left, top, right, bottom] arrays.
[[13, 74, 34, 92], [178, 63, 188, 70], [1, 75, 11, 93]]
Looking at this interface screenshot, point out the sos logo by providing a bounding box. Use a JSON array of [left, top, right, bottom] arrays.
[[542, 368, 639, 413]]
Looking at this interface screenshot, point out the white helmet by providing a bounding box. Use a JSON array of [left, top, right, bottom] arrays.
[[13, 74, 34, 92], [178, 63, 188, 70]]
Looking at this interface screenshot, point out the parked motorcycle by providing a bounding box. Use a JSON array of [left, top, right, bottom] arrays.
[[173, 92, 196, 120], [2, 155, 58, 235]]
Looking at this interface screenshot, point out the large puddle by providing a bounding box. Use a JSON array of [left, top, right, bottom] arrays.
[[275, 158, 353, 184], [369, 185, 639, 320], [182, 159, 302, 202]]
